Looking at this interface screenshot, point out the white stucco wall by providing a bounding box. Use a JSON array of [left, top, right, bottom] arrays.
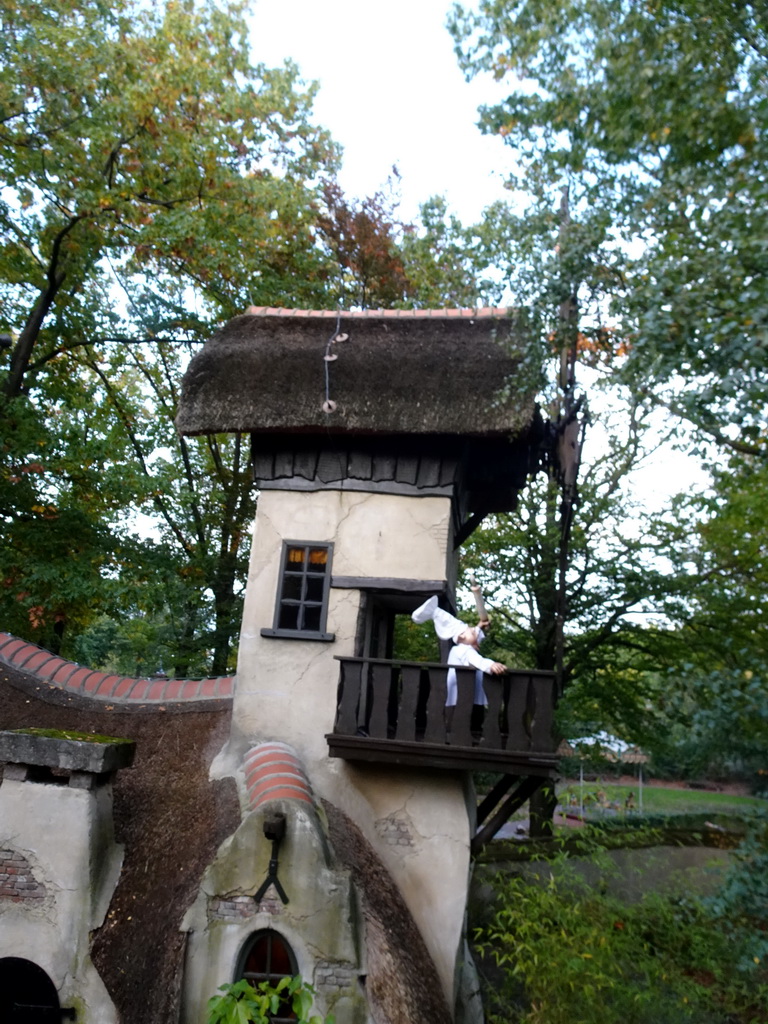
[[231, 488, 452, 757], [181, 801, 367, 1024], [215, 487, 473, 1011], [0, 777, 122, 1022]]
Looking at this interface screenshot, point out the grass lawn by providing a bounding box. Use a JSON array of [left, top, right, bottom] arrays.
[[557, 779, 766, 817]]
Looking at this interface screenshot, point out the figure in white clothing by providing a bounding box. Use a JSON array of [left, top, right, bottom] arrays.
[[412, 596, 507, 741], [446, 624, 506, 707]]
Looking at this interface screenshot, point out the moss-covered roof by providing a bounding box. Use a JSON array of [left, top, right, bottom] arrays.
[[176, 308, 539, 439]]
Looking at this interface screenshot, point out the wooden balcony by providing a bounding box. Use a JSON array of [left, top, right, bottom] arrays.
[[326, 657, 559, 776]]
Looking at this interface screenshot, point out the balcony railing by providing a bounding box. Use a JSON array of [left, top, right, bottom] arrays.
[[326, 656, 559, 775]]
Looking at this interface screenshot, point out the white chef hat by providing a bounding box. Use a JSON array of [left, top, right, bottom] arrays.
[[411, 595, 468, 643]]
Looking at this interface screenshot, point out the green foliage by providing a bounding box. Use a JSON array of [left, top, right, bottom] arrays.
[[391, 612, 440, 662], [629, 457, 768, 779], [0, 0, 341, 670], [316, 174, 413, 310], [400, 195, 508, 308], [706, 814, 768, 948], [445, 0, 768, 783], [459, 418, 696, 748], [0, 0, 337, 364], [207, 977, 332, 1024], [450, 0, 768, 451], [476, 828, 768, 1023]]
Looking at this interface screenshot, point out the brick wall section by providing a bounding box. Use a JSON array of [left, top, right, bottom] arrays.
[[0, 848, 47, 902], [243, 742, 314, 812], [209, 889, 284, 921], [209, 895, 258, 921], [314, 960, 357, 994], [0, 633, 234, 706], [375, 815, 415, 848]]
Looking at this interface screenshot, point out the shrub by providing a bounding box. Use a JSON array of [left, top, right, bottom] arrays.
[[475, 828, 768, 1024], [207, 976, 332, 1024]]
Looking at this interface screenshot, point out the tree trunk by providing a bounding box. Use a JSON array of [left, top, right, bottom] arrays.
[[4, 217, 80, 398], [5, 273, 65, 398], [529, 781, 558, 838], [211, 552, 238, 676]]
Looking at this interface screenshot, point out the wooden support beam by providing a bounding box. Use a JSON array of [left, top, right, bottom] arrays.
[[453, 510, 489, 549], [471, 776, 545, 855], [476, 773, 518, 826]]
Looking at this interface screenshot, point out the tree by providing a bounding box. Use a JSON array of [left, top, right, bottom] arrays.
[[444, 0, 768, 806], [0, 0, 339, 670], [0, 0, 336, 396], [449, 0, 768, 455], [646, 455, 768, 779], [461, 393, 694, 751], [316, 173, 414, 309], [400, 196, 507, 308]]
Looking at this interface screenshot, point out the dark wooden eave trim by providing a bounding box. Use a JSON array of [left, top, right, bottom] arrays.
[[256, 478, 454, 498]]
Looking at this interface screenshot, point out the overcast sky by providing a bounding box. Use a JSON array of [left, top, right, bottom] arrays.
[[248, 0, 512, 224]]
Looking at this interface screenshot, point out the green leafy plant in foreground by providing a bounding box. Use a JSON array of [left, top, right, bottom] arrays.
[[476, 828, 768, 1024], [207, 976, 333, 1024]]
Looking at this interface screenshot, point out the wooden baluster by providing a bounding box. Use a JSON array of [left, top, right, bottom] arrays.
[[451, 668, 475, 747], [386, 663, 402, 738], [505, 672, 530, 751], [483, 675, 503, 749], [395, 665, 420, 741], [529, 673, 557, 751], [424, 667, 448, 743], [368, 662, 391, 739], [335, 660, 360, 735]]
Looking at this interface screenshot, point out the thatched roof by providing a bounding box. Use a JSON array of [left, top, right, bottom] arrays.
[[176, 308, 538, 439]]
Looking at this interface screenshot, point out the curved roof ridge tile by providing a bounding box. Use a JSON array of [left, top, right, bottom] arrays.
[[241, 742, 315, 812], [0, 632, 234, 706]]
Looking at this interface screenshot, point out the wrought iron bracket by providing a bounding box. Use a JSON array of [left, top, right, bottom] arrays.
[[253, 812, 289, 906]]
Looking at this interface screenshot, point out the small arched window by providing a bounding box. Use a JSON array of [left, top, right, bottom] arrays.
[[0, 957, 63, 1022], [237, 929, 298, 1022]]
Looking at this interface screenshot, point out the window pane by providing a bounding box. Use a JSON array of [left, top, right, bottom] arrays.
[[281, 575, 304, 601], [278, 604, 299, 630], [303, 606, 321, 632], [269, 938, 293, 976], [307, 547, 328, 573], [272, 542, 331, 636], [243, 934, 271, 975], [240, 931, 297, 1021]]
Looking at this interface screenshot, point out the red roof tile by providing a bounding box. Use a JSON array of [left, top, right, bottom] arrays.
[[242, 743, 314, 812], [146, 680, 167, 701], [0, 632, 234, 708], [83, 672, 109, 694], [66, 667, 96, 691]]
